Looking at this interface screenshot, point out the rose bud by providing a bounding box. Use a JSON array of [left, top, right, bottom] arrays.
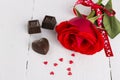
[[55, 17, 104, 55]]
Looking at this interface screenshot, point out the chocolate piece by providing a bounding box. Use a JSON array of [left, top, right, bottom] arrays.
[[28, 20, 41, 34], [32, 38, 49, 55], [42, 15, 57, 30]]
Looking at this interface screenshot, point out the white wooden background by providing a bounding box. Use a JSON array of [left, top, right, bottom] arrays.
[[0, 0, 120, 80]]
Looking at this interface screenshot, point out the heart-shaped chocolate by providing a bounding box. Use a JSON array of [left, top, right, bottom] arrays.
[[32, 38, 49, 55]]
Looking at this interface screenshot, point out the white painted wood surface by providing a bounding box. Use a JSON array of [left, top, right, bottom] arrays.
[[0, 0, 33, 80], [0, 0, 120, 80]]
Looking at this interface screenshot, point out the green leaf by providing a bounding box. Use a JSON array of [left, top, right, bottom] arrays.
[[73, 7, 82, 17], [87, 10, 95, 19], [88, 15, 101, 23], [97, 0, 102, 4], [103, 0, 120, 38]]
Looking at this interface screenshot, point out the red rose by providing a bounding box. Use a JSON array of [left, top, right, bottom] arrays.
[[55, 17, 104, 55]]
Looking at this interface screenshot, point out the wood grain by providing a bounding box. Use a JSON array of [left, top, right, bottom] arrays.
[[0, 0, 120, 80]]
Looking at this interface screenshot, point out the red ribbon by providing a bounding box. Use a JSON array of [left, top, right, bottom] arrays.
[[74, 0, 115, 57]]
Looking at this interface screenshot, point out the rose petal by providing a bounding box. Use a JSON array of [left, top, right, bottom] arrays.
[[43, 61, 48, 65], [59, 58, 63, 62], [69, 17, 96, 37], [71, 53, 75, 57], [50, 71, 54, 75], [69, 60, 74, 64], [53, 63, 58, 67], [68, 72, 72, 76], [67, 67, 71, 71]]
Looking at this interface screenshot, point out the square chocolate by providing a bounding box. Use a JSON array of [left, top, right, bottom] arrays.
[[42, 15, 57, 30], [28, 20, 41, 34]]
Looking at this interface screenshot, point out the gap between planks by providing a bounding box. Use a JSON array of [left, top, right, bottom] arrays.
[[25, 0, 36, 77], [109, 57, 113, 80]]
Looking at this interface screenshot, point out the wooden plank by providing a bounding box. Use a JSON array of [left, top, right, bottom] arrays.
[[27, 0, 111, 80], [109, 35, 120, 80], [0, 0, 33, 80], [109, 1, 120, 80]]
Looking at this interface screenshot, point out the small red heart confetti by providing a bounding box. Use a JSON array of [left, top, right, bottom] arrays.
[[43, 61, 48, 65], [71, 53, 75, 57], [67, 67, 71, 71], [59, 58, 63, 62], [50, 71, 54, 75], [53, 63, 58, 67], [69, 60, 73, 64], [68, 72, 72, 76]]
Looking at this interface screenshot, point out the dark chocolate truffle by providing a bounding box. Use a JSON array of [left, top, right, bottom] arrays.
[[32, 38, 49, 55], [42, 15, 57, 30], [28, 20, 41, 34]]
